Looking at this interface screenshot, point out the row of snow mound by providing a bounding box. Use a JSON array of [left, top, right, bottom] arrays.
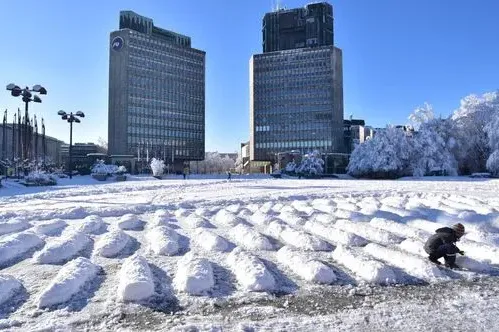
[[192, 228, 230, 252], [34, 230, 90, 264], [68, 215, 106, 234], [147, 226, 181, 255], [334, 219, 404, 246], [369, 217, 430, 239], [118, 255, 154, 302], [265, 220, 330, 251], [0, 218, 31, 236], [227, 248, 275, 291], [303, 219, 367, 247], [180, 214, 212, 229], [0, 275, 23, 306], [231, 224, 274, 251], [33, 219, 67, 236], [94, 230, 132, 258], [173, 252, 215, 295], [213, 209, 246, 227], [0, 232, 44, 266], [118, 214, 145, 230], [276, 246, 336, 284]]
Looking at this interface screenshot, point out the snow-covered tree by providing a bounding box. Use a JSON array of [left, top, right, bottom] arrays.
[[150, 158, 165, 177], [408, 102, 435, 131], [485, 110, 499, 176], [234, 153, 243, 174], [296, 151, 324, 176], [285, 160, 297, 174]]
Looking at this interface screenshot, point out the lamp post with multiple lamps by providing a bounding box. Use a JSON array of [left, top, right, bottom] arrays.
[[57, 110, 85, 179]]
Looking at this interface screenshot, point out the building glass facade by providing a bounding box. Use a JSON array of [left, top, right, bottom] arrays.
[[108, 11, 205, 167]]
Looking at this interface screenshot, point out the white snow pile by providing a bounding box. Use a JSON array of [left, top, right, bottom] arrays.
[[118, 214, 144, 230], [459, 239, 499, 265], [277, 246, 336, 284], [290, 201, 315, 215], [118, 255, 154, 302], [311, 199, 336, 214], [192, 229, 230, 252], [0, 275, 22, 306], [259, 202, 275, 214], [147, 226, 180, 256], [310, 213, 336, 224], [33, 219, 68, 236], [94, 229, 131, 258], [335, 200, 358, 212], [0, 232, 44, 266], [213, 209, 246, 227], [227, 248, 275, 292], [174, 208, 191, 219], [249, 210, 273, 226], [399, 238, 492, 273], [69, 215, 105, 234], [33, 231, 90, 264], [364, 243, 446, 282], [334, 209, 371, 222], [173, 252, 214, 295], [231, 224, 274, 251], [370, 217, 430, 239], [0, 217, 31, 236], [334, 219, 404, 245], [278, 209, 306, 227], [37, 257, 100, 308], [225, 204, 242, 214], [181, 214, 212, 229], [265, 220, 330, 251], [150, 209, 176, 227], [331, 245, 396, 284], [303, 219, 368, 247], [406, 218, 446, 234]]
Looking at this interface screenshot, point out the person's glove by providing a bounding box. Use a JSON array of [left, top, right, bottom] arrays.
[[458, 250, 465, 255]]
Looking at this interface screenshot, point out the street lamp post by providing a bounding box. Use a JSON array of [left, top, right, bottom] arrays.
[[57, 110, 85, 179]]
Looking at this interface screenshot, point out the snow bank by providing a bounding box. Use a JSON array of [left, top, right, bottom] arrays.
[[69, 215, 105, 234], [33, 219, 67, 236], [118, 214, 144, 230], [0, 275, 22, 305], [249, 211, 273, 226], [231, 224, 273, 251], [370, 217, 430, 240], [406, 219, 447, 234], [279, 210, 306, 227], [379, 204, 414, 218], [173, 253, 214, 295], [181, 214, 212, 228], [117, 255, 154, 302], [94, 230, 131, 258], [226, 248, 275, 291], [399, 238, 492, 273], [266, 220, 330, 251], [147, 226, 180, 256], [0, 232, 44, 266], [311, 213, 336, 224], [303, 220, 368, 246], [331, 245, 396, 284], [150, 210, 176, 228], [33, 231, 90, 264], [334, 209, 371, 222], [334, 219, 404, 245], [214, 209, 246, 227], [312, 202, 336, 215], [192, 229, 230, 252], [364, 243, 445, 281], [37, 257, 100, 308], [0, 218, 31, 236], [277, 246, 336, 284]]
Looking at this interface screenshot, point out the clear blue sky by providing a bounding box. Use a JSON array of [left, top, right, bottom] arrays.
[[1, 0, 498, 152]]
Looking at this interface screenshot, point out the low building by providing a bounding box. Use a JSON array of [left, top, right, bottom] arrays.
[[60, 143, 107, 173], [344, 119, 373, 153]]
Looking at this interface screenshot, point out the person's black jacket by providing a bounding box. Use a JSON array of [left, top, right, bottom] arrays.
[[424, 227, 461, 253]]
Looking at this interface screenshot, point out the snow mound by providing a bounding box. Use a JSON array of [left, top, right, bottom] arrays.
[[311, 213, 336, 224], [214, 209, 246, 227], [334, 219, 404, 245], [332, 245, 396, 284], [259, 202, 274, 214], [462, 230, 499, 247], [94, 230, 131, 258], [174, 208, 191, 218], [173, 252, 214, 295], [399, 238, 492, 273], [181, 214, 212, 228], [279, 210, 306, 227], [335, 201, 358, 212], [249, 211, 273, 226], [406, 219, 446, 234], [147, 226, 180, 256], [118, 214, 144, 230], [0, 218, 31, 236], [303, 220, 368, 246], [33, 231, 90, 264], [0, 275, 22, 305], [379, 204, 414, 218], [364, 243, 445, 281], [266, 220, 330, 251], [459, 239, 499, 265], [37, 257, 100, 308], [150, 210, 176, 228], [118, 255, 154, 302], [69, 215, 105, 234], [290, 201, 314, 215], [370, 217, 430, 240], [192, 229, 230, 252], [277, 246, 336, 284], [0, 232, 44, 266], [227, 248, 275, 291], [271, 203, 284, 212], [334, 209, 371, 222], [33, 219, 67, 236], [231, 224, 273, 251]]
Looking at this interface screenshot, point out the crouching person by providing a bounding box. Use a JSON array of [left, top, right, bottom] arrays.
[[424, 223, 465, 269]]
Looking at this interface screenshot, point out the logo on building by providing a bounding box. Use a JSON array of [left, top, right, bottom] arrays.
[[111, 36, 124, 51]]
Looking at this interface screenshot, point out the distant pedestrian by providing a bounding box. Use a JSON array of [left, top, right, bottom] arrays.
[[183, 167, 189, 180], [227, 171, 231, 181]]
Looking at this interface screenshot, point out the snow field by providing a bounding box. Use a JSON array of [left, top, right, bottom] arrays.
[[181, 214, 212, 229], [363, 243, 445, 281], [147, 226, 180, 256], [173, 253, 214, 295], [117, 255, 155, 302], [303, 220, 368, 246], [94, 229, 131, 258], [37, 257, 100, 308], [265, 220, 330, 251], [0, 275, 22, 305], [276, 246, 336, 284], [33, 219, 67, 236], [0, 232, 44, 266], [33, 231, 90, 264], [369, 217, 430, 239], [192, 229, 230, 252], [226, 248, 275, 292], [118, 214, 144, 230], [0, 217, 31, 236], [231, 224, 274, 251], [69, 215, 105, 234], [213, 209, 246, 227], [331, 245, 396, 284], [334, 219, 404, 245], [399, 238, 492, 273]]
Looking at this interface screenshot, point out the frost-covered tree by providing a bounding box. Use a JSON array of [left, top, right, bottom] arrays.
[[486, 110, 499, 176], [150, 158, 165, 177], [408, 102, 435, 131], [234, 153, 243, 174], [285, 160, 297, 174], [297, 151, 324, 176]]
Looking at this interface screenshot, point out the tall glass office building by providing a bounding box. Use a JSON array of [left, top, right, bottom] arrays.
[[108, 11, 205, 169], [250, 2, 344, 163]]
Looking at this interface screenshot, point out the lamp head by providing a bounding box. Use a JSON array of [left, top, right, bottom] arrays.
[[57, 110, 67, 116]]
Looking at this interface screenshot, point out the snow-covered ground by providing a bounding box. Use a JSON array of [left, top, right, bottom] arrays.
[[1, 175, 499, 331]]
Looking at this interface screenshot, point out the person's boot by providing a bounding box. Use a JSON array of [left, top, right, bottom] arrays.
[[428, 256, 441, 265], [445, 262, 459, 269]]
